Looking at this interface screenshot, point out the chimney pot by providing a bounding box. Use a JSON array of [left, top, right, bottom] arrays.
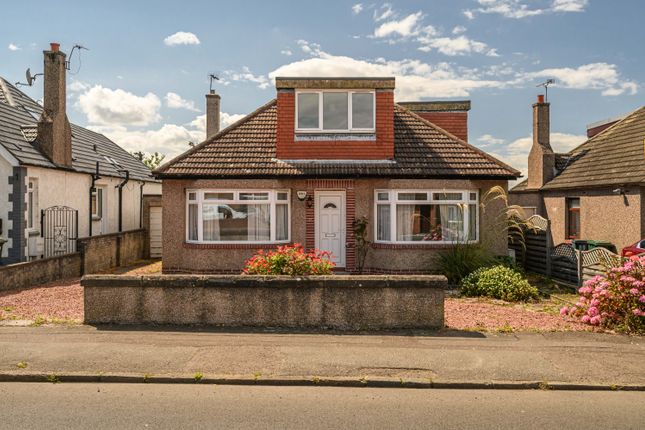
[[50, 42, 60, 52], [537, 94, 545, 104]]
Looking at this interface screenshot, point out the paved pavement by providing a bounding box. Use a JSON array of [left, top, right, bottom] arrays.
[[1, 383, 644, 429], [0, 326, 643, 387]]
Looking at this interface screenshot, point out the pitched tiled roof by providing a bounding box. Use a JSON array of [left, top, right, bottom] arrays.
[[156, 100, 519, 179], [0, 77, 156, 182], [541, 106, 645, 190]]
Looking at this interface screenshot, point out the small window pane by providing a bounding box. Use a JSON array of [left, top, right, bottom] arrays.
[[188, 192, 197, 201], [188, 204, 198, 241], [277, 192, 289, 201], [240, 192, 269, 201], [203, 204, 271, 241], [323, 92, 348, 130], [377, 192, 389, 201], [469, 192, 477, 201], [352, 93, 374, 129], [398, 192, 427, 201], [297, 93, 319, 129], [204, 192, 234, 200], [468, 204, 477, 240], [276, 204, 288, 241], [433, 192, 463, 201], [377, 204, 391, 241], [396, 204, 464, 242]]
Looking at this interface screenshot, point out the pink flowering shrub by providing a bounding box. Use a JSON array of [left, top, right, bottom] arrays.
[[243, 244, 335, 276], [561, 255, 645, 333]]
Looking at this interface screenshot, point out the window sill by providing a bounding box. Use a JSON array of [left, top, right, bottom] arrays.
[[372, 242, 478, 250], [184, 242, 288, 250], [295, 133, 376, 142]]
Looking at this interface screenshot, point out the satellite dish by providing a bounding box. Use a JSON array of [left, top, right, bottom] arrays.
[[23, 68, 43, 87]]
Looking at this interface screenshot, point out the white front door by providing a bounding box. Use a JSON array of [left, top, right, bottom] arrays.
[[315, 191, 345, 267]]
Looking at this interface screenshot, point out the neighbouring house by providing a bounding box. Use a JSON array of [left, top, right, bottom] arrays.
[[155, 77, 520, 274], [509, 95, 645, 250], [0, 43, 161, 265]]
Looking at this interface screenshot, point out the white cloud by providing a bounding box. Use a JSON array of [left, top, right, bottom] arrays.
[[452, 25, 467, 35], [551, 0, 588, 12], [352, 3, 363, 14], [524, 63, 639, 96], [8, 43, 20, 51], [77, 85, 161, 126], [223, 66, 270, 89], [91, 111, 246, 159], [373, 3, 395, 21], [281, 49, 293, 56], [464, 0, 588, 19], [418, 35, 499, 57], [477, 134, 506, 146], [163, 31, 200, 46], [68, 80, 91, 93], [374, 12, 424, 38], [165, 92, 200, 112], [269, 43, 506, 99]]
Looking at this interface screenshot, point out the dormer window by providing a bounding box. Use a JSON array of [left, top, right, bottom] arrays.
[[296, 90, 375, 133]]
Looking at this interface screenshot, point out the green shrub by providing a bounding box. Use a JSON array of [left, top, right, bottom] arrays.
[[461, 265, 538, 302], [437, 243, 492, 285], [243, 244, 334, 276]]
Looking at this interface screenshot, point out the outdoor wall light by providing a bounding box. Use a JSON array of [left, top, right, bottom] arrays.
[[297, 191, 307, 201]]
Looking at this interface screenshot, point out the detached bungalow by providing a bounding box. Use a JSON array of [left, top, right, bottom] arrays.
[[0, 43, 160, 264], [155, 77, 519, 274], [510, 95, 645, 250]]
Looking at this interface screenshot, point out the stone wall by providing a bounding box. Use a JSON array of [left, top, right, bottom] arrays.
[[77, 229, 146, 274], [83, 275, 446, 329], [0, 253, 81, 292]]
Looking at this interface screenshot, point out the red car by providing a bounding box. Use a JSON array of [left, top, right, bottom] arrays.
[[621, 240, 645, 257]]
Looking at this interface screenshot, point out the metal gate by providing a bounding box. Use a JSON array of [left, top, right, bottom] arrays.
[[41, 206, 78, 257]]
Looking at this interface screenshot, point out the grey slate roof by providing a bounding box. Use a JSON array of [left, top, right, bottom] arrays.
[[0, 77, 156, 182], [156, 99, 520, 179]]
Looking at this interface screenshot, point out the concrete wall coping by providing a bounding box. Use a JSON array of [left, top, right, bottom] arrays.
[[82, 274, 448, 289], [77, 228, 146, 243]]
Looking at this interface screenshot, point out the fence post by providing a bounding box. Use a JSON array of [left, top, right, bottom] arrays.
[[545, 220, 552, 278], [576, 249, 583, 287]]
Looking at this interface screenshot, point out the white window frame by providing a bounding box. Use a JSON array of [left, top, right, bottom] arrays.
[[186, 189, 291, 244], [27, 179, 38, 230], [374, 189, 479, 244], [91, 187, 103, 220], [295, 90, 376, 133]]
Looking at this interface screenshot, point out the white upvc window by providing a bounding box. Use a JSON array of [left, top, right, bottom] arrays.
[[295, 90, 375, 133], [374, 190, 479, 244], [91, 187, 103, 220], [186, 190, 290, 244]]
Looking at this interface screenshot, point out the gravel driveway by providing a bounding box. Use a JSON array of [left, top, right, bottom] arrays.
[[0, 261, 588, 332]]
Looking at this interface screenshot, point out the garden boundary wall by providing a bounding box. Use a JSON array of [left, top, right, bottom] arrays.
[[82, 275, 446, 330]]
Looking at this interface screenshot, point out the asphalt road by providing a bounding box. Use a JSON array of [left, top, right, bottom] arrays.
[[0, 383, 644, 429]]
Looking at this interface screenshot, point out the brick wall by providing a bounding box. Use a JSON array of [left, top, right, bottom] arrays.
[[415, 111, 468, 142], [276, 90, 394, 160]]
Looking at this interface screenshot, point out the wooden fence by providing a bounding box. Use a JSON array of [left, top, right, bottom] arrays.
[[509, 215, 623, 286]]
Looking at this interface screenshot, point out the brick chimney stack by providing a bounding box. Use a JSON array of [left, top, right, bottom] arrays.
[[37, 42, 73, 167], [527, 94, 555, 189], [205, 90, 221, 139]]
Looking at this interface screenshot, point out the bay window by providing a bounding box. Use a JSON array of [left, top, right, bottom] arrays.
[[375, 190, 478, 244], [186, 190, 290, 243], [296, 91, 375, 132]]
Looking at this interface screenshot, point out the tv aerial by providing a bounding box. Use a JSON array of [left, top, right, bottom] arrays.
[[66, 44, 89, 74], [15, 68, 43, 87], [208, 73, 220, 93], [536, 78, 555, 102]]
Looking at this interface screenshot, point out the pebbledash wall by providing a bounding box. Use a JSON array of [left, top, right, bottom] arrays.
[[0, 229, 146, 292], [162, 178, 508, 274], [82, 274, 446, 329]]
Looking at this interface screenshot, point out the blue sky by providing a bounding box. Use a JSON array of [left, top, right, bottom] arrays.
[[2, 0, 643, 175]]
